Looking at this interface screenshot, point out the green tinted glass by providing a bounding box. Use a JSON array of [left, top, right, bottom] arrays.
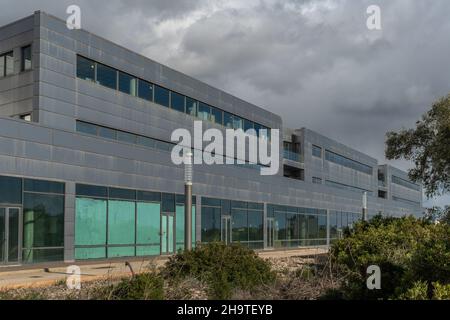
[[136, 202, 160, 256], [108, 200, 135, 245], [75, 198, 107, 246]]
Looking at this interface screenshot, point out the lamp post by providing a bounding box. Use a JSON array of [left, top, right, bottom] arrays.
[[362, 191, 368, 222], [184, 151, 193, 251]]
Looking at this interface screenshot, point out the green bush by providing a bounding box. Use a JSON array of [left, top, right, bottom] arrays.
[[162, 242, 276, 299], [101, 272, 164, 300], [329, 214, 450, 300]]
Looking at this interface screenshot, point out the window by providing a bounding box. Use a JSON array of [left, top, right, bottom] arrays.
[[391, 175, 420, 191], [312, 177, 322, 184], [107, 200, 136, 257], [170, 91, 185, 112], [244, 120, 254, 132], [233, 116, 243, 130], [378, 190, 387, 199], [23, 192, 65, 263], [312, 145, 322, 158], [96, 63, 117, 90], [186, 97, 198, 116], [20, 114, 32, 122], [325, 180, 372, 195], [109, 188, 136, 200], [138, 80, 153, 101], [118, 72, 137, 96], [76, 184, 108, 198], [198, 102, 211, 121], [154, 85, 170, 107], [24, 179, 65, 194], [117, 131, 136, 144], [232, 209, 248, 243], [21, 45, 32, 71], [325, 150, 373, 175], [0, 176, 22, 204], [136, 202, 161, 256], [76, 56, 95, 81], [98, 126, 116, 140], [76, 121, 98, 135], [201, 206, 221, 242], [224, 112, 234, 128], [0, 51, 14, 77], [211, 107, 223, 125]]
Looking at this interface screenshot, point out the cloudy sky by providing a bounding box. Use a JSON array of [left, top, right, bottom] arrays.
[[1, 0, 449, 207]]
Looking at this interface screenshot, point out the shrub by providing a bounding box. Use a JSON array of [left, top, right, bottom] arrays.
[[162, 242, 276, 299], [99, 272, 164, 300], [329, 214, 450, 300]]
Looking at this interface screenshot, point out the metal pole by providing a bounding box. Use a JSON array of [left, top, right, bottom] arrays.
[[184, 151, 193, 251], [362, 191, 368, 222]]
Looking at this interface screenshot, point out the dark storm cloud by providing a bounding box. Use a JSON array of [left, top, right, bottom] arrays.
[[1, 0, 449, 206]]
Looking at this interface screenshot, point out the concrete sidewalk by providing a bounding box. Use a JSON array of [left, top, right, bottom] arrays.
[[0, 248, 328, 290]]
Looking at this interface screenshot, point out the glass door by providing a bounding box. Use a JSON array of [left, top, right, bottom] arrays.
[[161, 214, 175, 254], [221, 216, 231, 245], [266, 218, 274, 249], [0, 207, 21, 265]]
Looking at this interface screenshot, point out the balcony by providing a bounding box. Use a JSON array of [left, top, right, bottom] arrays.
[[283, 150, 303, 163]]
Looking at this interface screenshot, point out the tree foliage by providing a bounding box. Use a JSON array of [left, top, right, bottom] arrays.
[[385, 94, 450, 197]]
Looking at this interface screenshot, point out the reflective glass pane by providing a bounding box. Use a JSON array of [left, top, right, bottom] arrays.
[[98, 126, 117, 140], [231, 209, 248, 243], [76, 56, 95, 81], [76, 184, 108, 198], [75, 198, 107, 246], [198, 102, 211, 121], [117, 131, 136, 144], [5, 51, 14, 75], [162, 193, 175, 212], [76, 121, 98, 135], [118, 72, 137, 96], [244, 120, 254, 132], [138, 80, 153, 101], [22, 249, 63, 263], [154, 85, 170, 107], [109, 188, 136, 200], [224, 112, 233, 128], [170, 91, 185, 112], [201, 207, 221, 242], [137, 191, 161, 202], [248, 211, 263, 241], [24, 179, 64, 194], [137, 136, 156, 149], [96, 63, 117, 90], [136, 202, 160, 256], [211, 107, 223, 125], [107, 200, 135, 245], [75, 247, 105, 260], [21, 46, 32, 71], [186, 97, 198, 116], [108, 246, 135, 258], [176, 205, 185, 250], [0, 176, 22, 204], [233, 116, 243, 130], [8, 209, 20, 262], [23, 193, 64, 248]]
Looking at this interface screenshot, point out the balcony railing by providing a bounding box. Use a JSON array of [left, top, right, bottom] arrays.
[[283, 150, 303, 163]]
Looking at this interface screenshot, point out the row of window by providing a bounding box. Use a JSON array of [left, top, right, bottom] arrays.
[[75, 184, 196, 260], [0, 45, 31, 78], [325, 150, 373, 175], [325, 180, 373, 195], [76, 120, 265, 170], [329, 211, 361, 239], [76, 56, 271, 139], [391, 175, 420, 191], [392, 196, 421, 206], [0, 175, 64, 264]]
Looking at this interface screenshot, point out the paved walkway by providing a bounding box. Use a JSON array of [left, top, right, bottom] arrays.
[[0, 248, 328, 290]]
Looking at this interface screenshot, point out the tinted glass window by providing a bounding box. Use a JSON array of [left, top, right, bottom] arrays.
[[186, 97, 198, 116], [312, 145, 322, 158], [98, 126, 116, 140], [224, 112, 233, 128], [211, 107, 223, 125], [0, 176, 22, 204], [248, 211, 263, 241], [244, 120, 254, 132], [137, 136, 156, 148], [232, 209, 248, 242], [109, 188, 136, 200], [170, 91, 185, 112], [162, 193, 175, 212], [76, 184, 108, 198], [96, 63, 117, 90], [198, 102, 211, 121], [201, 207, 221, 242], [137, 191, 161, 202], [76, 121, 98, 135], [21, 45, 32, 71], [117, 131, 136, 144], [24, 179, 64, 194], [202, 197, 221, 207], [5, 51, 14, 76], [76, 56, 95, 81], [118, 72, 137, 96], [138, 80, 153, 101], [233, 116, 243, 130], [154, 85, 170, 107]]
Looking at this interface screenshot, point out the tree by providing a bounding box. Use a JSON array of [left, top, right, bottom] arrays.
[[386, 94, 450, 197]]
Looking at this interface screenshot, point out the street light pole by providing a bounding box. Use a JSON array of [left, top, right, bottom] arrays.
[[184, 151, 193, 251]]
